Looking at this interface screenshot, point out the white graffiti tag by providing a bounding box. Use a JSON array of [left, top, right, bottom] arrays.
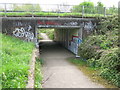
[[13, 26, 34, 42], [84, 21, 96, 31], [64, 22, 78, 26]]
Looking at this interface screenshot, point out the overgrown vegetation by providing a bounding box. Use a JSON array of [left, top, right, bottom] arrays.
[[71, 1, 118, 15], [34, 58, 43, 88], [1, 33, 34, 88], [0, 33, 2, 89], [78, 15, 119, 87], [39, 29, 54, 40]]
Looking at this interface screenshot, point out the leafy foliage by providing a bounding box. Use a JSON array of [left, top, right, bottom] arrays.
[[71, 1, 117, 15], [1, 33, 34, 88], [40, 29, 54, 40], [78, 15, 119, 87], [99, 49, 120, 86], [71, 1, 94, 13]]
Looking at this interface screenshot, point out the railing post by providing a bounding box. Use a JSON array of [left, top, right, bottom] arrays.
[[32, 4, 34, 17], [104, 7, 106, 17], [82, 6, 84, 18], [57, 4, 60, 17], [4, 3, 7, 17]]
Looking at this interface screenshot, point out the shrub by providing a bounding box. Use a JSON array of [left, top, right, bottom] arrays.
[[78, 15, 119, 87], [99, 48, 120, 87]]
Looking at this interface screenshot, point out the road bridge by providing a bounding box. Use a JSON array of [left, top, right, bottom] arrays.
[[1, 17, 98, 55]]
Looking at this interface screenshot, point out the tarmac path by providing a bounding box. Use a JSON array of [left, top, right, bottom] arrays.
[[40, 41, 104, 88]]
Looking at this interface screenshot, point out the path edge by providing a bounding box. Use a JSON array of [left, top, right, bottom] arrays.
[[26, 48, 39, 88]]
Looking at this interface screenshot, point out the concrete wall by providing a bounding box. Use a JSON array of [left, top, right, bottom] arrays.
[[54, 28, 81, 54], [2, 18, 37, 42]]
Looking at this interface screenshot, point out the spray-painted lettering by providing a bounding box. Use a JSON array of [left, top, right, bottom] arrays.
[[83, 21, 96, 31], [13, 25, 34, 42]]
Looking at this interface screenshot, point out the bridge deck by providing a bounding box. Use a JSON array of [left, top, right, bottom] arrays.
[[2, 17, 96, 21]]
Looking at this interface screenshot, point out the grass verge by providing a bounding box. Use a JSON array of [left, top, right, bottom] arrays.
[[1, 33, 34, 88], [34, 58, 43, 88], [68, 58, 118, 88], [0, 33, 2, 89]]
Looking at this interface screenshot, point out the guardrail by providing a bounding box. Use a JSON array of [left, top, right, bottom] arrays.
[[0, 3, 118, 17]]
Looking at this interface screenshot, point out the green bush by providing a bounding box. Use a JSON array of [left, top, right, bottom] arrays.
[[78, 35, 104, 59], [99, 48, 120, 87], [78, 15, 119, 87], [1, 33, 34, 88]]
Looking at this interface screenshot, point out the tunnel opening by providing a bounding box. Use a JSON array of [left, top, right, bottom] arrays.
[[36, 27, 82, 57], [37, 28, 55, 55], [38, 28, 55, 42]]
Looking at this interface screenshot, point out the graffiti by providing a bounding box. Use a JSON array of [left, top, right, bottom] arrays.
[[64, 22, 78, 26], [38, 20, 61, 25], [13, 25, 34, 42], [13, 21, 31, 27], [37, 20, 97, 29], [69, 36, 82, 54], [83, 21, 96, 31], [38, 20, 79, 26]]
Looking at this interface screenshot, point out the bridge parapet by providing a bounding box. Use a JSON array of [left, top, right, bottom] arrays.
[[2, 17, 98, 42]]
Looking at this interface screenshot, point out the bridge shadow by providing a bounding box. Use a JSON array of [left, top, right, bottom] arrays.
[[39, 40, 75, 59]]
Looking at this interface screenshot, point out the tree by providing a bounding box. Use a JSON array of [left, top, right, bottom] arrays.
[[71, 1, 95, 13], [97, 2, 104, 7], [96, 2, 104, 14], [106, 5, 118, 14]]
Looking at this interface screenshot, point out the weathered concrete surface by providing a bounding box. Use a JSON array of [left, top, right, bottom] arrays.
[[54, 29, 79, 48], [1, 17, 98, 43], [40, 41, 104, 88]]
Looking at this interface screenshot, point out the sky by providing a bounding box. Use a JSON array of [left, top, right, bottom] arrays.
[[0, 0, 119, 7], [0, 0, 119, 11]]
